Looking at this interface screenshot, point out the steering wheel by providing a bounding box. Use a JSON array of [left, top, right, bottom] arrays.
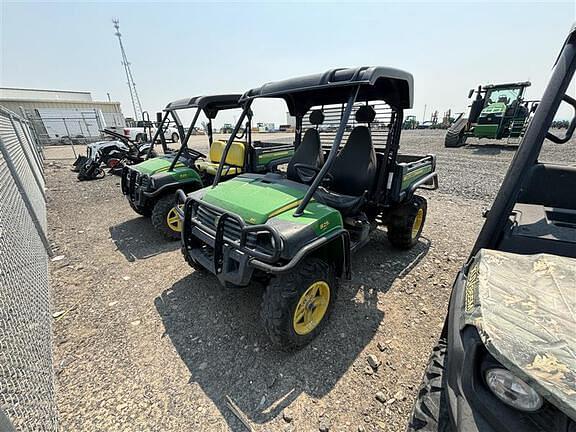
[[185, 148, 207, 159]]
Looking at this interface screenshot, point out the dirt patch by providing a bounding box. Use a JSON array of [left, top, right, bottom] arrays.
[[49, 132, 491, 431]]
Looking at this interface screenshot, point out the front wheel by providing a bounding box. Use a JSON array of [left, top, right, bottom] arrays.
[[151, 195, 182, 241], [171, 133, 179, 143], [407, 338, 450, 432], [387, 195, 427, 249], [128, 199, 152, 217], [261, 258, 338, 351]]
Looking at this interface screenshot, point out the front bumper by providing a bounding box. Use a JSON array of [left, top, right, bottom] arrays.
[[441, 268, 574, 432], [178, 191, 348, 286]]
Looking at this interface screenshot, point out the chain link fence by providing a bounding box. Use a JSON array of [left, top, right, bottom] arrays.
[[0, 106, 57, 431]]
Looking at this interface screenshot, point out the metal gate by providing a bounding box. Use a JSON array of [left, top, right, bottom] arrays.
[[0, 106, 57, 431]]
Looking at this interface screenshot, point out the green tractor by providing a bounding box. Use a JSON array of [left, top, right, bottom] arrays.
[[445, 82, 538, 147], [178, 67, 438, 349], [121, 94, 294, 240]]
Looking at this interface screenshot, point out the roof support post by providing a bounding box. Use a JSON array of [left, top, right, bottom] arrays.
[[293, 84, 361, 217]]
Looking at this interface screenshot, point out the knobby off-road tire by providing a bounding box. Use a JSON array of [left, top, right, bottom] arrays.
[[261, 258, 338, 351], [128, 199, 152, 217], [181, 245, 207, 273], [387, 195, 427, 249], [407, 338, 451, 432], [151, 195, 181, 241], [444, 117, 467, 148]]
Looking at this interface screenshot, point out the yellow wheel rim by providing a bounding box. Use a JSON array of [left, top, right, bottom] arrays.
[[411, 208, 424, 239], [293, 281, 330, 335], [166, 206, 183, 233]]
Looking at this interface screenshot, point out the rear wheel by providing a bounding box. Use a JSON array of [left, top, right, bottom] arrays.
[[172, 133, 179, 143], [407, 338, 450, 432], [151, 195, 182, 240], [261, 258, 338, 350], [387, 195, 427, 249]]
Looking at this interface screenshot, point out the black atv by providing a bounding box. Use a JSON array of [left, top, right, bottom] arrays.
[[408, 24, 576, 432]]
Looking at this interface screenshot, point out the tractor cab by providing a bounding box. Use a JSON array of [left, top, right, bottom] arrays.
[[121, 94, 293, 240], [445, 81, 539, 147], [179, 67, 438, 349]]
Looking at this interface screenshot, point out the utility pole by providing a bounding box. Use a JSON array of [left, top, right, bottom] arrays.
[[422, 104, 427, 123], [113, 19, 143, 120]]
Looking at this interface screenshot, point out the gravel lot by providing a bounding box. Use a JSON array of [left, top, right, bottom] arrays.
[[46, 130, 573, 431]]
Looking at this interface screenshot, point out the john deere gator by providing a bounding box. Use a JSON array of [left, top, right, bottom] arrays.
[[178, 67, 438, 349], [121, 94, 293, 239]]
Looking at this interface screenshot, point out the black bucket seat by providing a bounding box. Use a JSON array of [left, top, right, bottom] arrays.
[[315, 105, 377, 215], [287, 110, 325, 184]]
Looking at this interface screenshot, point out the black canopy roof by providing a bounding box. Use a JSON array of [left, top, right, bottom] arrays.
[[241, 66, 413, 115], [483, 81, 531, 90], [165, 94, 242, 119]]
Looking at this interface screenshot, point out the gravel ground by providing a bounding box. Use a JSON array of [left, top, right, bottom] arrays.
[[45, 130, 573, 431]]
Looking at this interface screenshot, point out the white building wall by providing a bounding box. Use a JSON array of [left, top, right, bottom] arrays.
[[0, 87, 93, 102]]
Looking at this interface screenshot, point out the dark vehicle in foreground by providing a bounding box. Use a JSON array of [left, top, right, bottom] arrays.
[[178, 67, 438, 349], [122, 94, 294, 239], [409, 25, 576, 432], [72, 129, 155, 180], [445, 81, 539, 147]]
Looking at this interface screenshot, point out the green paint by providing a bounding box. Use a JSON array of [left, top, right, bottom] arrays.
[[132, 156, 202, 183], [275, 202, 343, 234], [256, 149, 294, 165], [474, 124, 499, 138], [480, 102, 506, 115], [202, 177, 306, 224], [401, 165, 432, 191]]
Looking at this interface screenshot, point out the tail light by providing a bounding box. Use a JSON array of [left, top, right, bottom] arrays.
[[123, 128, 130, 136]]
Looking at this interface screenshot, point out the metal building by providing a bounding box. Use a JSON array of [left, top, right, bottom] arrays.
[[0, 87, 125, 145]]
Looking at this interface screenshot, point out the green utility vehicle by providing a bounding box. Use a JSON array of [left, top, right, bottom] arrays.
[[178, 67, 438, 349], [121, 94, 294, 240], [445, 81, 539, 147], [409, 25, 576, 432]]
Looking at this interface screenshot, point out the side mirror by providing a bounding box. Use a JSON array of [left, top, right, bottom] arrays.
[[468, 89, 475, 99]]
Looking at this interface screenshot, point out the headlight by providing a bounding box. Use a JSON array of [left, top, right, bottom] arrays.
[[485, 368, 543, 412]]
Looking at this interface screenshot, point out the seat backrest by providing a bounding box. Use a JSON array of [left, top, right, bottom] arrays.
[[210, 140, 246, 167], [328, 105, 377, 196], [286, 110, 325, 183]]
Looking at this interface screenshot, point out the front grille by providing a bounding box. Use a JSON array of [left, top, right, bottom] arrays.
[[194, 204, 267, 253]]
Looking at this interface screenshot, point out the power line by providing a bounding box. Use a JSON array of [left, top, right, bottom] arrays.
[[112, 19, 143, 120]]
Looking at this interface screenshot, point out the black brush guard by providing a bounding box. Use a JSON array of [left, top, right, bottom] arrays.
[[176, 190, 350, 285]]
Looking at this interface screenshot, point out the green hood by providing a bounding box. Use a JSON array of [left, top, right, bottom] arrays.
[[201, 176, 306, 224], [131, 156, 188, 175], [480, 102, 506, 116]]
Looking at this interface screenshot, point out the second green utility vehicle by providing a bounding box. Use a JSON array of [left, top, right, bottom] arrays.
[[122, 94, 294, 239], [445, 82, 539, 147], [178, 67, 438, 349]]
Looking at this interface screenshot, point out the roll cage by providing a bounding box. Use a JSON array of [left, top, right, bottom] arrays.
[[212, 66, 414, 217], [145, 94, 244, 170]]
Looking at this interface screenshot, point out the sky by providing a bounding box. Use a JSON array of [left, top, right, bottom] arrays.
[[1, 1, 575, 128]]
